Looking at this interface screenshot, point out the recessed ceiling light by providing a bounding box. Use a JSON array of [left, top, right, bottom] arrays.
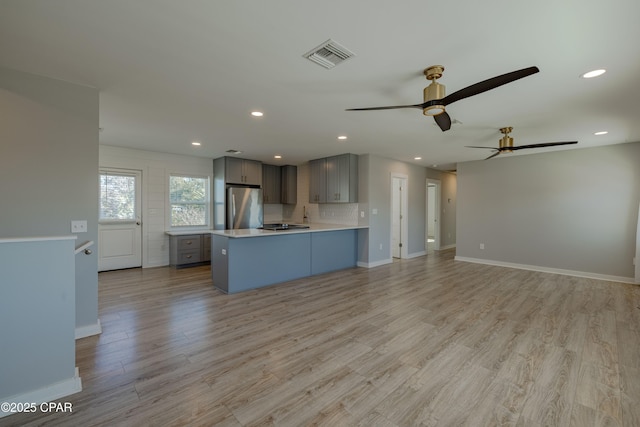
[[274, 155, 282, 159], [414, 157, 422, 160], [581, 69, 606, 79], [251, 111, 264, 117], [594, 131, 608, 135], [337, 135, 347, 140], [191, 141, 201, 146]]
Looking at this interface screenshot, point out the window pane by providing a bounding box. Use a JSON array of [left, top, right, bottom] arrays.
[[170, 176, 206, 203], [169, 175, 209, 227], [100, 174, 135, 220], [171, 204, 206, 227]]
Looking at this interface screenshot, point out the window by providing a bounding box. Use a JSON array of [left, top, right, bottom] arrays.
[[170, 175, 209, 227], [100, 173, 136, 221]]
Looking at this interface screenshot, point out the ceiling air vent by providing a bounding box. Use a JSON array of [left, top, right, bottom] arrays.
[[303, 39, 355, 69], [226, 149, 243, 154]]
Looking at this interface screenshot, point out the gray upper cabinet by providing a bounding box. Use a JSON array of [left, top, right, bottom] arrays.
[[308, 158, 327, 203], [309, 154, 357, 204], [281, 165, 297, 205], [262, 164, 281, 204], [225, 157, 262, 186]]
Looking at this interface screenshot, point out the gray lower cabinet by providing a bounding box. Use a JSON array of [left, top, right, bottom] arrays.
[[170, 234, 211, 268], [211, 229, 357, 293]]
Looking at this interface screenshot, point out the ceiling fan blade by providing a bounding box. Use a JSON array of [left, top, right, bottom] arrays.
[[346, 103, 424, 111], [485, 151, 502, 160], [441, 66, 540, 106], [433, 111, 452, 131], [510, 141, 578, 151]]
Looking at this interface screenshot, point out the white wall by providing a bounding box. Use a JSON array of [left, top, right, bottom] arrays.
[[456, 142, 640, 282], [99, 145, 213, 267], [0, 238, 80, 407]]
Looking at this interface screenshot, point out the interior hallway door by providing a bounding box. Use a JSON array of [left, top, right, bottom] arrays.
[[391, 174, 408, 259], [98, 169, 142, 271]]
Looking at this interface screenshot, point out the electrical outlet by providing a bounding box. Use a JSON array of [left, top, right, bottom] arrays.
[[360, 211, 365, 218], [379, 243, 383, 250], [71, 220, 87, 233], [480, 243, 485, 250], [221, 249, 227, 255]]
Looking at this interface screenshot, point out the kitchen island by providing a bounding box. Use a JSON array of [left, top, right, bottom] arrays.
[[210, 224, 367, 293]]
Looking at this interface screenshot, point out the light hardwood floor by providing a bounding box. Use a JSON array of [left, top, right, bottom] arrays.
[[3, 249, 640, 426]]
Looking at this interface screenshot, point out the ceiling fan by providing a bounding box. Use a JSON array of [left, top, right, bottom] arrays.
[[467, 127, 578, 160], [346, 65, 539, 132]]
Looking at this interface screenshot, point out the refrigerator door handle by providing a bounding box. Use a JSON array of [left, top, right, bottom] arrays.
[[230, 194, 236, 227]]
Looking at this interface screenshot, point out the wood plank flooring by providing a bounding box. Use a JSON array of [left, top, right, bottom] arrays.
[[3, 249, 640, 426]]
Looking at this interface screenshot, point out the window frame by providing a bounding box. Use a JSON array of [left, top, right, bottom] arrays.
[[99, 171, 139, 224], [169, 174, 210, 228]]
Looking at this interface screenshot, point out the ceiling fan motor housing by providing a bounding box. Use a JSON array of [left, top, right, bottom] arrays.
[[423, 82, 446, 116], [499, 135, 514, 153]]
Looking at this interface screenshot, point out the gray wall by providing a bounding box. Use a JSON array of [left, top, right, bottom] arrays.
[[0, 238, 77, 400], [456, 142, 640, 280], [358, 154, 457, 265], [0, 67, 99, 330]]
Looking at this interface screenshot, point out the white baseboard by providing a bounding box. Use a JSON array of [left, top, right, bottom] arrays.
[[75, 319, 102, 339], [407, 251, 427, 259], [0, 368, 82, 419], [358, 258, 393, 268], [454, 256, 636, 284]]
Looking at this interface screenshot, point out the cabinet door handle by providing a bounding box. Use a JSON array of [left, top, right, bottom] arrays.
[[186, 255, 192, 259], [186, 241, 192, 245]]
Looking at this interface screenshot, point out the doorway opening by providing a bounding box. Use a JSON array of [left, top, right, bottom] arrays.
[[98, 168, 142, 271], [426, 179, 441, 253], [391, 174, 408, 259]]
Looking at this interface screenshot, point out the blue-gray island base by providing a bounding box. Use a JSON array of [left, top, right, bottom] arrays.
[[211, 229, 358, 293]]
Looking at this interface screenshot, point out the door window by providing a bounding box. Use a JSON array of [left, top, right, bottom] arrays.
[[100, 173, 136, 221]]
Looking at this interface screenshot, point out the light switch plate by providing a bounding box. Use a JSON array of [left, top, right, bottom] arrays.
[[71, 220, 87, 233]]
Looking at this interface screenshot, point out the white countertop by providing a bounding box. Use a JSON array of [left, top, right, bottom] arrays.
[[165, 228, 214, 236], [210, 223, 368, 238]]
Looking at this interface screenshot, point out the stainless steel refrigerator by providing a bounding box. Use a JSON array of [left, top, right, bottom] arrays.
[[226, 186, 263, 229]]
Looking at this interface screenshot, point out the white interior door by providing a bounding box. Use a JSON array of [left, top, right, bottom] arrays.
[[391, 175, 408, 259], [426, 179, 441, 253], [98, 169, 142, 271]]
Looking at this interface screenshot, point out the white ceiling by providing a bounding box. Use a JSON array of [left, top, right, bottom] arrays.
[[2, 0, 639, 170]]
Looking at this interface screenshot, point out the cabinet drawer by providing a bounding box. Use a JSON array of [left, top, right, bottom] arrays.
[[178, 250, 201, 264], [177, 235, 201, 251]]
